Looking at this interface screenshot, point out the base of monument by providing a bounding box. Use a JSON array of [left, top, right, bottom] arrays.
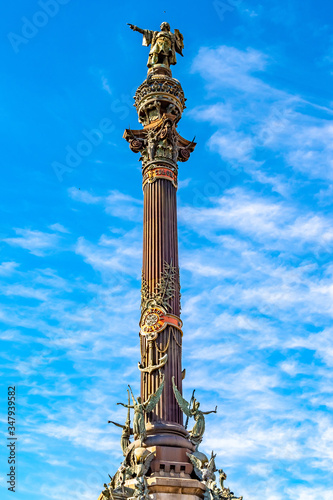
[[148, 476, 206, 499], [125, 475, 206, 499], [124, 442, 206, 499], [126, 424, 195, 459], [98, 433, 217, 499]]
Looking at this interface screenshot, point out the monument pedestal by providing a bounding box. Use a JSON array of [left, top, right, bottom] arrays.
[[147, 476, 206, 499], [124, 473, 206, 499]]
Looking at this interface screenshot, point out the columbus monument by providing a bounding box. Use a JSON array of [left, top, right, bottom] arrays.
[[98, 23, 243, 500]]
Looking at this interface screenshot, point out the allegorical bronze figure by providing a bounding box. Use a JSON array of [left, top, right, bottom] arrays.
[[127, 22, 184, 70], [172, 376, 217, 447], [117, 375, 164, 445]]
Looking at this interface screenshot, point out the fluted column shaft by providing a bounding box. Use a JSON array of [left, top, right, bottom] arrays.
[[141, 179, 183, 425]]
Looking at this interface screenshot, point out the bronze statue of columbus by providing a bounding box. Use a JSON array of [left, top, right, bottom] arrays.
[[127, 22, 184, 70]]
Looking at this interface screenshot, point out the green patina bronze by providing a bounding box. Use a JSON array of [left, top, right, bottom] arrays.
[[172, 376, 217, 448], [117, 375, 164, 445], [127, 22, 184, 71]]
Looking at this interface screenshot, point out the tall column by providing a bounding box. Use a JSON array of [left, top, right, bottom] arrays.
[[124, 70, 195, 430], [142, 179, 182, 425], [98, 22, 243, 500]]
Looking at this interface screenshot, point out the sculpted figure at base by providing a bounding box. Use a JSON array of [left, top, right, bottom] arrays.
[[209, 469, 243, 500], [187, 451, 217, 500], [101, 483, 112, 500], [118, 375, 164, 444], [218, 468, 243, 500], [128, 22, 184, 70], [107, 459, 135, 498], [172, 376, 217, 447], [186, 454, 242, 500], [132, 476, 150, 499], [187, 451, 217, 484]]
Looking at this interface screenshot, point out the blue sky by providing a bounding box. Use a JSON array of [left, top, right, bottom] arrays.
[[1, 1, 333, 499]]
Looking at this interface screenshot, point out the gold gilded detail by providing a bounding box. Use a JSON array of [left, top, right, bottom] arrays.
[[142, 166, 177, 189]]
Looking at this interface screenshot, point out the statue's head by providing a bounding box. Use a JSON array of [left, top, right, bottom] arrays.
[[137, 396, 142, 403], [219, 469, 227, 479], [160, 22, 170, 32]]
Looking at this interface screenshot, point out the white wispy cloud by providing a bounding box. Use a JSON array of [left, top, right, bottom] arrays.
[[75, 231, 141, 277], [180, 187, 333, 252], [68, 187, 102, 204], [191, 46, 271, 95], [0, 261, 19, 275], [208, 130, 257, 165], [49, 223, 70, 233], [69, 187, 142, 221], [101, 74, 112, 95], [3, 228, 60, 256], [190, 44, 333, 187]]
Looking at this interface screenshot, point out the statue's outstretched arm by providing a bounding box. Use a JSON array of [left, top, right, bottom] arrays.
[[108, 421, 125, 429], [117, 402, 134, 409], [127, 24, 145, 34], [202, 406, 217, 415]]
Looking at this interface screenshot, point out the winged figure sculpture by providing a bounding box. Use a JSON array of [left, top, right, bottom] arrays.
[[172, 376, 217, 447], [118, 375, 164, 444], [186, 451, 217, 483]]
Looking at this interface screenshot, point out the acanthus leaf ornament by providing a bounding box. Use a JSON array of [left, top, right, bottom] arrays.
[[179, 147, 190, 161], [123, 115, 195, 173], [140, 273, 150, 312], [130, 139, 144, 153], [154, 260, 177, 312], [140, 260, 181, 315]]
